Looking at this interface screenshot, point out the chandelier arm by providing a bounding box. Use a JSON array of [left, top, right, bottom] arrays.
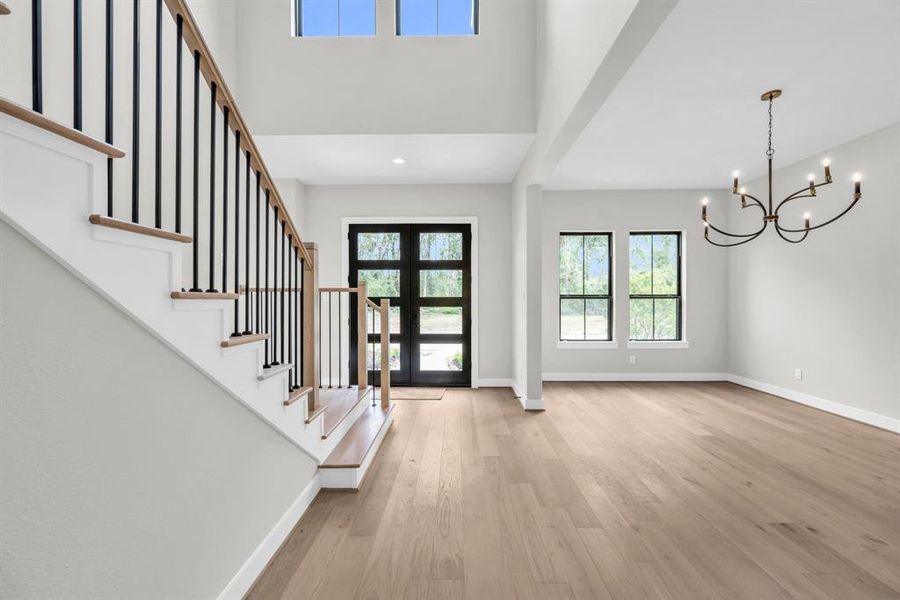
[[775, 180, 834, 213], [774, 226, 809, 244], [704, 226, 767, 247], [738, 193, 767, 213], [775, 194, 861, 233], [705, 219, 767, 238]]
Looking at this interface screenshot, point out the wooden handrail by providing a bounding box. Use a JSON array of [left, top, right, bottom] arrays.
[[365, 299, 380, 310], [320, 286, 359, 293], [0, 2, 11, 16], [162, 0, 311, 267], [1, 96, 125, 158]]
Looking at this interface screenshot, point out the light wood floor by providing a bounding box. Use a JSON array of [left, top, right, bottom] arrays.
[[248, 382, 900, 600]]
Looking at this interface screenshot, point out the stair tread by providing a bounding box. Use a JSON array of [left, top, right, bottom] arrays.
[[321, 403, 394, 468], [89, 214, 191, 243], [220, 333, 269, 348], [319, 386, 373, 438], [171, 291, 239, 300], [286, 386, 313, 407], [2, 97, 124, 157]]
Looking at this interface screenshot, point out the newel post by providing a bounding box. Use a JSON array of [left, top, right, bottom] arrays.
[[380, 298, 390, 407], [357, 281, 368, 390], [303, 242, 319, 412]]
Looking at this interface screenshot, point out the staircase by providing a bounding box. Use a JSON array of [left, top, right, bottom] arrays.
[[0, 0, 392, 489]]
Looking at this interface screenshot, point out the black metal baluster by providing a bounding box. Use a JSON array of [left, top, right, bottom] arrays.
[[281, 223, 286, 366], [232, 129, 241, 337], [206, 82, 217, 292], [285, 234, 297, 389], [105, 0, 114, 217], [337, 286, 341, 388], [174, 15, 183, 232], [222, 107, 229, 294], [131, 0, 140, 223], [73, 0, 82, 130], [299, 255, 304, 389], [243, 151, 251, 334], [263, 193, 270, 368], [328, 291, 332, 388], [292, 247, 300, 390], [154, 0, 162, 228], [189, 50, 201, 292], [255, 174, 261, 333], [272, 208, 279, 366], [32, 0, 43, 113], [318, 290, 322, 389]]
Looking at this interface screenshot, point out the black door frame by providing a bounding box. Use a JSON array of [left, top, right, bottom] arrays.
[[348, 223, 472, 387]]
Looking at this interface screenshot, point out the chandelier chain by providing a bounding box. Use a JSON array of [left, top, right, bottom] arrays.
[[766, 97, 774, 157]]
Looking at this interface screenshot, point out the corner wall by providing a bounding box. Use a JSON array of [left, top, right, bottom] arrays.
[[726, 123, 900, 429], [0, 221, 317, 599]]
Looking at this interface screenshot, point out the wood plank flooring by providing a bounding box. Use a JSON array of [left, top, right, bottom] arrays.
[[247, 382, 900, 600]]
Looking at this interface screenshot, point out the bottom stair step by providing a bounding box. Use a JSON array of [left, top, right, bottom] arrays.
[[319, 403, 395, 490]]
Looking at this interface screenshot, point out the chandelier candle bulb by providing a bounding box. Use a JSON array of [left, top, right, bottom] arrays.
[[807, 173, 816, 195], [823, 158, 832, 182], [732, 171, 739, 193], [804, 212, 811, 228], [853, 172, 862, 196]]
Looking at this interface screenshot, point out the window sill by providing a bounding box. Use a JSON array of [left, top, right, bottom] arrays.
[[557, 341, 619, 350], [627, 341, 689, 349]]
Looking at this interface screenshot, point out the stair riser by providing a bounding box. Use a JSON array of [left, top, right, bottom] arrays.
[[320, 410, 394, 490]]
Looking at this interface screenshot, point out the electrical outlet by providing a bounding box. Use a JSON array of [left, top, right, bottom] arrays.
[[629, 355, 636, 364], [794, 368, 803, 381]]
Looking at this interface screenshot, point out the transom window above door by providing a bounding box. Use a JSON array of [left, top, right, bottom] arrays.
[[295, 0, 376, 37], [396, 0, 479, 36]]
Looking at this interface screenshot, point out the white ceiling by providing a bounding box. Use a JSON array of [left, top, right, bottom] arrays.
[[256, 134, 534, 185], [546, 0, 900, 191]]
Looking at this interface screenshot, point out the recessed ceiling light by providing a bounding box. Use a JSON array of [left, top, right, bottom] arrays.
[[392, 157, 406, 165]]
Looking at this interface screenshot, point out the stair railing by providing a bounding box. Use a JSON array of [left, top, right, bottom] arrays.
[[317, 282, 391, 408], [0, 0, 317, 405]]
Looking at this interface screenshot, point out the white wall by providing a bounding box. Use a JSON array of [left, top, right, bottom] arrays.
[[726, 123, 900, 427], [541, 189, 729, 378], [0, 220, 318, 599], [303, 184, 512, 383], [234, 0, 535, 135], [276, 177, 308, 238]]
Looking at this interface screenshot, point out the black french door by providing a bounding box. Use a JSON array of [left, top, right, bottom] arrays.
[[349, 224, 471, 387]]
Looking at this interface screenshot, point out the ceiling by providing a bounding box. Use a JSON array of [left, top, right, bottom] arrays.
[[256, 134, 534, 185], [546, 0, 900, 190]]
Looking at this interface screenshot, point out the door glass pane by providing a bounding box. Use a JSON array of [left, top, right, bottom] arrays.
[[653, 298, 678, 340], [419, 343, 463, 371], [559, 235, 583, 295], [367, 342, 401, 371], [420, 306, 462, 334], [629, 234, 652, 294], [371, 305, 401, 334], [585, 298, 609, 340], [584, 235, 610, 295], [358, 269, 400, 297], [420, 270, 462, 297], [560, 298, 585, 340], [652, 234, 679, 295], [629, 298, 653, 340], [420, 232, 463, 261], [357, 233, 400, 260]]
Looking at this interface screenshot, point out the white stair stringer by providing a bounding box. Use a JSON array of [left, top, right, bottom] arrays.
[[0, 115, 350, 464]]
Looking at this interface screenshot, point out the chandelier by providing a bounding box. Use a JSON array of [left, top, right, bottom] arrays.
[[702, 89, 862, 246]]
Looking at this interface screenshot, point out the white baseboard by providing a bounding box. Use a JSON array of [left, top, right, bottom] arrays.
[[726, 374, 900, 434], [477, 378, 515, 388], [218, 473, 322, 600], [542, 372, 728, 382]]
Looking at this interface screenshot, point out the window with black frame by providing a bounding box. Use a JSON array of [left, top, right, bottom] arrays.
[[558, 233, 613, 341], [629, 232, 682, 341]]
